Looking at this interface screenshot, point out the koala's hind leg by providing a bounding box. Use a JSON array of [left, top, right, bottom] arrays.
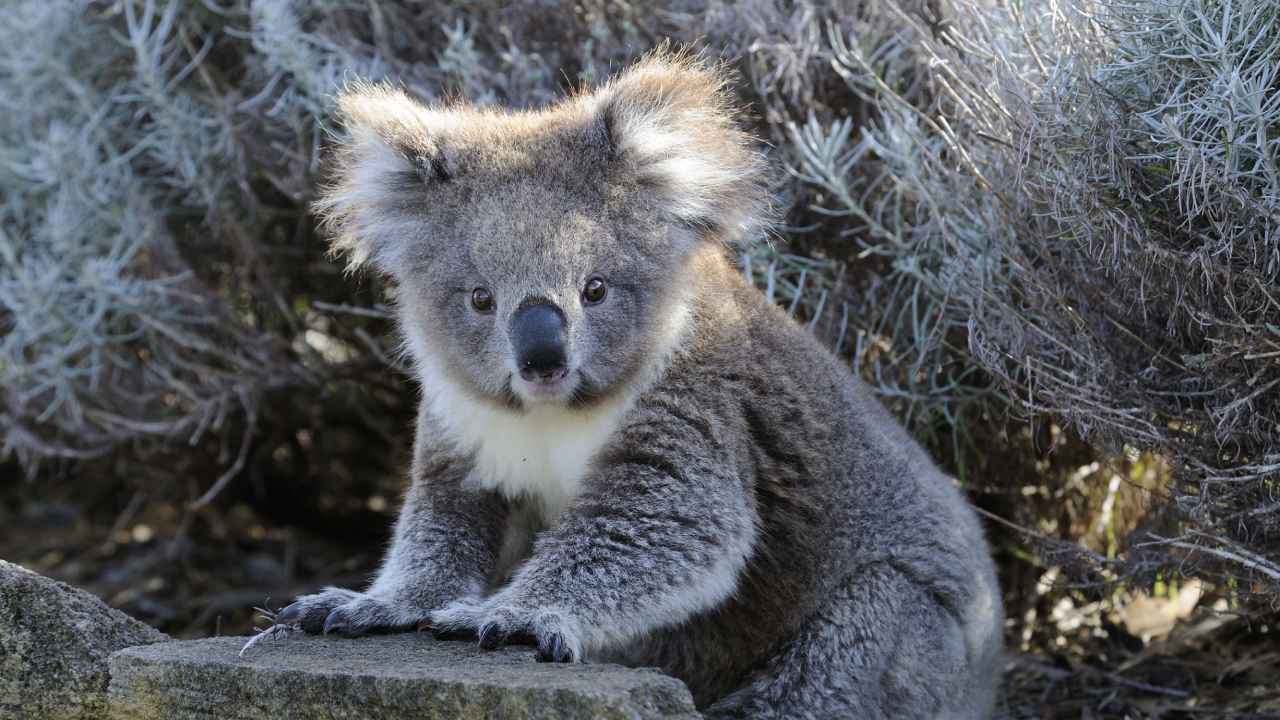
[[704, 565, 1000, 720]]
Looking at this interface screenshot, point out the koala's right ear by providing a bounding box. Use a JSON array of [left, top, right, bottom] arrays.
[[313, 83, 458, 272], [592, 50, 769, 243]]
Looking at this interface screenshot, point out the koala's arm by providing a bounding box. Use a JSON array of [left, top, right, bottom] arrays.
[[279, 413, 506, 636], [432, 392, 755, 661], [366, 442, 506, 604]]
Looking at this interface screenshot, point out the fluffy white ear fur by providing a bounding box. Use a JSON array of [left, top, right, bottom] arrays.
[[312, 84, 461, 271], [313, 51, 769, 270], [593, 51, 769, 240]]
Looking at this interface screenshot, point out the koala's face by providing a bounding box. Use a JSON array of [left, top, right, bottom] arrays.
[[398, 176, 687, 410], [316, 53, 766, 412]]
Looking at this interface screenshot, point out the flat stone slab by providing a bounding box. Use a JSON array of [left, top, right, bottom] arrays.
[[108, 635, 700, 719], [0, 559, 167, 720]]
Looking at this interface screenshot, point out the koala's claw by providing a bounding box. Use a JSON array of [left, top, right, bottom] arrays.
[[536, 631, 574, 663], [477, 621, 536, 650], [276, 587, 362, 633], [277, 587, 425, 637], [432, 597, 583, 662], [477, 622, 504, 650], [322, 607, 367, 637]]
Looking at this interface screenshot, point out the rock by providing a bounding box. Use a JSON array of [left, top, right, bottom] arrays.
[[0, 559, 168, 720], [108, 634, 700, 720], [1, 561, 700, 719]]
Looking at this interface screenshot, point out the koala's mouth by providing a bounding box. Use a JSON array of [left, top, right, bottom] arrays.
[[505, 368, 610, 412], [510, 366, 579, 406]]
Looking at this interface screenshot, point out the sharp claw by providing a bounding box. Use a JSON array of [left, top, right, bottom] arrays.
[[322, 609, 344, 636], [276, 602, 302, 624], [478, 623, 504, 650], [536, 632, 570, 663]]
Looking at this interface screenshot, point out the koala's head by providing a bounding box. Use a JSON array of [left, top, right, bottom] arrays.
[[315, 51, 766, 412]]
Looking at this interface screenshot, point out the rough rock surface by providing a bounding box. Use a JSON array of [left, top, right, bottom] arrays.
[[108, 634, 701, 719], [0, 559, 168, 719]]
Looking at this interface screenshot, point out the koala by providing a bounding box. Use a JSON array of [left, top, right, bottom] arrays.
[[276, 52, 1004, 719]]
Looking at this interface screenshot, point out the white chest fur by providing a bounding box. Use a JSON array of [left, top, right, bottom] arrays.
[[425, 379, 633, 522], [404, 298, 690, 524]]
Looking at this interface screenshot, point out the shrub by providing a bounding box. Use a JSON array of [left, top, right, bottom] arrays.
[[787, 0, 1280, 599]]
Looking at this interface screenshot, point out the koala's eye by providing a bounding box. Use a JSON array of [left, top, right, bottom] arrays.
[[582, 277, 607, 305], [471, 287, 494, 313]]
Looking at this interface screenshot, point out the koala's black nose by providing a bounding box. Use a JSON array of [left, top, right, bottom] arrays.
[[511, 300, 568, 384]]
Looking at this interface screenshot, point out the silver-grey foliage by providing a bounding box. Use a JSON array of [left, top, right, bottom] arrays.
[[0, 1, 300, 471], [789, 0, 1280, 591]]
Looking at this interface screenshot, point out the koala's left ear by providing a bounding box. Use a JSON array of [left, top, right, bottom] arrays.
[[313, 83, 458, 272], [593, 51, 770, 242]]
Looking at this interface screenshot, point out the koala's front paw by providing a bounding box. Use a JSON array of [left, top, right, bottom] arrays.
[[276, 587, 427, 638], [430, 597, 583, 663]]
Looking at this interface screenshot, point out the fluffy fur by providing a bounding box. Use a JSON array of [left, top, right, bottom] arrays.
[[280, 51, 1004, 719]]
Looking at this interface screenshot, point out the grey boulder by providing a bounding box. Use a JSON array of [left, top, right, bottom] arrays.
[[108, 634, 701, 719], [0, 559, 168, 719]]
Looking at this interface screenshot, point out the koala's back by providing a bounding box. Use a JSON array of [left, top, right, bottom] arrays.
[[613, 249, 1003, 716]]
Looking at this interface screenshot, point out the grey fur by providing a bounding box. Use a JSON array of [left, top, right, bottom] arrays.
[[280, 51, 1004, 718]]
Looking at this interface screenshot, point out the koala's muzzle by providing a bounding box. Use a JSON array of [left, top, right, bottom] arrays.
[[511, 300, 568, 384]]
